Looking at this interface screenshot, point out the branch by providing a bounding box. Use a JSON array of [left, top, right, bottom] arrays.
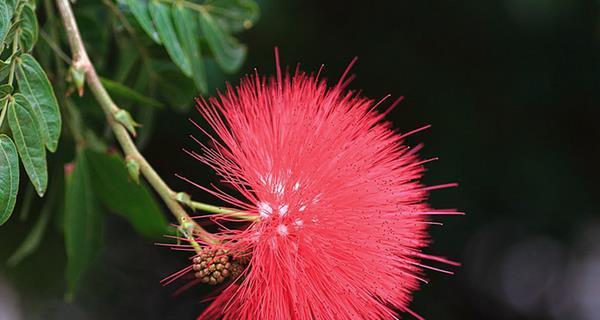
[[55, 0, 218, 244]]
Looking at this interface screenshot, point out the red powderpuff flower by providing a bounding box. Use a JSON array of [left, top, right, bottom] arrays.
[[180, 53, 460, 320]]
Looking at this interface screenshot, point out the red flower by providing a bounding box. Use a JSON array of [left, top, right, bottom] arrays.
[[183, 52, 460, 320]]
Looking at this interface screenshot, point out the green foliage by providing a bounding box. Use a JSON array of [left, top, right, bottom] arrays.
[[16, 53, 62, 152], [149, 1, 192, 76], [198, 5, 246, 73], [121, 0, 259, 92], [7, 176, 59, 265], [123, 0, 161, 43], [173, 4, 207, 92], [0, 1, 10, 47], [0, 0, 258, 302], [87, 151, 170, 239], [0, 0, 56, 215], [18, 4, 38, 52], [0, 134, 19, 225], [100, 77, 163, 109], [64, 149, 102, 299], [8, 94, 48, 196]]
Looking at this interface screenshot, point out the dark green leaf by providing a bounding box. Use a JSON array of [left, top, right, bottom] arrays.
[[198, 7, 246, 73], [0, 50, 19, 82], [0, 84, 12, 99], [8, 94, 48, 197], [7, 181, 57, 265], [18, 183, 34, 220], [124, 0, 162, 44], [0, 134, 19, 225], [87, 150, 170, 239], [173, 5, 208, 93], [207, 0, 260, 34], [149, 1, 192, 77], [19, 4, 38, 52], [114, 35, 140, 83], [155, 68, 196, 112], [16, 54, 62, 152], [0, 58, 10, 82], [7, 205, 51, 265], [100, 77, 163, 108], [64, 150, 102, 299]]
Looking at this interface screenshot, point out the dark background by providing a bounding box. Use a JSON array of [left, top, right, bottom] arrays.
[[1, 0, 599, 319]]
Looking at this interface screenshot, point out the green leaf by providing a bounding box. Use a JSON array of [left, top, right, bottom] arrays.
[[19, 4, 38, 52], [0, 0, 12, 48], [198, 7, 246, 73], [100, 77, 163, 108], [87, 151, 169, 239], [149, 1, 192, 77], [18, 183, 34, 220], [7, 205, 51, 265], [7, 182, 57, 266], [0, 50, 19, 82], [0, 84, 12, 99], [16, 54, 62, 152], [207, 0, 260, 34], [19, 28, 35, 54], [124, 0, 161, 44], [7, 94, 48, 197], [0, 134, 19, 225], [0, 59, 10, 81], [173, 5, 208, 93], [5, 0, 16, 11], [64, 150, 102, 299]]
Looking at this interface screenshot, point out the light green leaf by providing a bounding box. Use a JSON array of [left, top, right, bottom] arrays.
[[173, 5, 207, 93], [0, 134, 19, 225], [100, 77, 163, 108], [19, 4, 38, 52], [0, 84, 12, 99], [124, 0, 161, 44], [0, 0, 12, 48], [149, 1, 192, 76], [16, 54, 62, 152], [198, 7, 246, 73], [7, 94, 48, 197], [87, 151, 170, 239], [64, 150, 102, 299], [5, 0, 16, 11], [207, 0, 260, 34]]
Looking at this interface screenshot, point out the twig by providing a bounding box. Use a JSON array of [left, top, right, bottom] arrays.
[[55, 0, 218, 244]]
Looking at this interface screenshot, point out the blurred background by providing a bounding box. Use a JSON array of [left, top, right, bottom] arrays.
[[1, 0, 599, 319]]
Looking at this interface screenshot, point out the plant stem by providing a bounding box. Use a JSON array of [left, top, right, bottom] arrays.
[[177, 197, 256, 221], [0, 22, 22, 129], [7, 30, 19, 85], [55, 0, 217, 244]]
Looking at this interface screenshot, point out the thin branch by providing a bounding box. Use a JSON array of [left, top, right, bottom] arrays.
[[55, 0, 217, 244]]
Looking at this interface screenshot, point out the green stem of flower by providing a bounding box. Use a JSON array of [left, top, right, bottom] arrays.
[[55, 0, 220, 245], [177, 196, 257, 221]]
